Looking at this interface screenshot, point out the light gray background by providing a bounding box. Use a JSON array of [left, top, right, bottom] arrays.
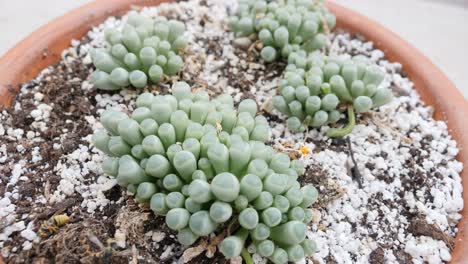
[[1, 0, 467, 99]]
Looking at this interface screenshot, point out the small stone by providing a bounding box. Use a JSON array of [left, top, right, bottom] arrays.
[[26, 131, 35, 139], [311, 208, 321, 224], [230, 256, 242, 264], [20, 229, 37, 241], [152, 231, 166, 243], [34, 92, 44, 101], [233, 37, 252, 49], [114, 230, 126, 248], [30, 109, 42, 119], [22, 241, 33, 251]]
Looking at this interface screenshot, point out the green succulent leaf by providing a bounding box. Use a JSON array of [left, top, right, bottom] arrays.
[[92, 83, 320, 261], [274, 51, 392, 137], [91, 14, 187, 90]]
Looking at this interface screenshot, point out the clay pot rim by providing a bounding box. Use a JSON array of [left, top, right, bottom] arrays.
[[0, 0, 466, 262]]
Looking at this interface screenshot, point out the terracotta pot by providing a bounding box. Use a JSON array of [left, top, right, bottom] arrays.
[[0, 0, 466, 262]]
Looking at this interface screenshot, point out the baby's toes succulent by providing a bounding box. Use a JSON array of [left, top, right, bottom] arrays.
[[91, 14, 188, 90]]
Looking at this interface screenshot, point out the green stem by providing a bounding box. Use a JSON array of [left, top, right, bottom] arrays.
[[241, 247, 254, 264], [237, 228, 250, 240], [235, 228, 253, 264], [302, 115, 312, 127], [326, 106, 356, 138]]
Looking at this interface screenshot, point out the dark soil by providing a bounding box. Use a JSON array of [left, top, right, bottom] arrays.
[[0, 33, 232, 264]]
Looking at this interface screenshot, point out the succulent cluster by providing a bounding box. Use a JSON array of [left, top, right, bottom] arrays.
[[230, 0, 336, 62], [92, 82, 319, 263], [273, 51, 393, 137], [90, 12, 188, 90]]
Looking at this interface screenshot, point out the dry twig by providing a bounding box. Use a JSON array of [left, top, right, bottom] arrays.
[[346, 137, 363, 188]]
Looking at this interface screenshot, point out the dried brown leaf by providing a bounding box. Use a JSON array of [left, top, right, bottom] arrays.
[[182, 239, 208, 263], [206, 230, 228, 258]]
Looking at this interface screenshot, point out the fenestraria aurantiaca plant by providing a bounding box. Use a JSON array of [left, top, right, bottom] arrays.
[[273, 51, 393, 137], [230, 0, 336, 62], [91, 12, 187, 90], [92, 82, 319, 264]]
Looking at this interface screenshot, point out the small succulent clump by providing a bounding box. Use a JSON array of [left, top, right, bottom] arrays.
[[92, 82, 319, 263], [90, 12, 188, 90], [230, 0, 336, 62], [273, 51, 393, 137]]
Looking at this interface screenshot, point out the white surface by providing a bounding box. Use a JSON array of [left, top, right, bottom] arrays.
[[334, 0, 468, 99], [0, 0, 467, 99], [0, 1, 91, 53]]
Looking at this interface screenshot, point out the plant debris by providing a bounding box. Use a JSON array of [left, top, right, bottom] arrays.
[[369, 247, 385, 264], [346, 136, 363, 188], [408, 217, 454, 249]]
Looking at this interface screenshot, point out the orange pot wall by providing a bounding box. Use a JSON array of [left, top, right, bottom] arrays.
[[0, 0, 466, 262]]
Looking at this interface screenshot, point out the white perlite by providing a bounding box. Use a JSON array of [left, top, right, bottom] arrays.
[[50, 144, 117, 214], [302, 33, 462, 264], [0, 0, 463, 263]]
